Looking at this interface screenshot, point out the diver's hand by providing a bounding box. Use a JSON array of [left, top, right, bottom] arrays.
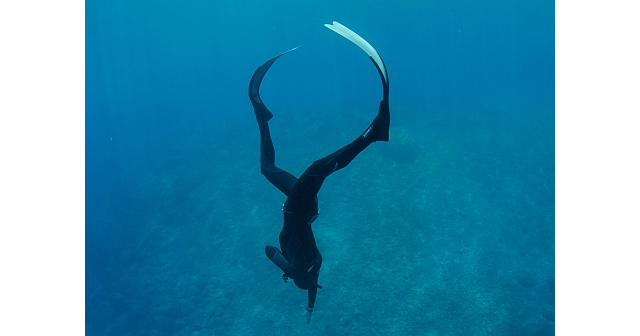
[[303, 307, 313, 323]]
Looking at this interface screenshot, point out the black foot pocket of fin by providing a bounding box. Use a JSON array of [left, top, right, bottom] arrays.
[[366, 99, 389, 142], [374, 118, 389, 142]]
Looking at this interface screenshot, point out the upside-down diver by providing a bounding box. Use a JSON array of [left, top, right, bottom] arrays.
[[249, 22, 390, 323]]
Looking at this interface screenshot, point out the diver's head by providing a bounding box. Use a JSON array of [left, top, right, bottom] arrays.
[[294, 276, 316, 290], [293, 259, 322, 290]]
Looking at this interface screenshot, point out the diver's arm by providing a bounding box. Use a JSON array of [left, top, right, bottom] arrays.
[[304, 287, 318, 323], [307, 286, 318, 309]]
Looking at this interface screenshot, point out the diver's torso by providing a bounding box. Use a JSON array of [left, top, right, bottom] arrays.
[[279, 208, 321, 279], [283, 187, 319, 224]]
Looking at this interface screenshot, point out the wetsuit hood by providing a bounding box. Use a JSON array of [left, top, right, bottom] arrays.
[[293, 277, 322, 290]]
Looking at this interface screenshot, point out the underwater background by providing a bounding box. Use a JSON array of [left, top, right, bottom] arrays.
[[86, 0, 554, 335]]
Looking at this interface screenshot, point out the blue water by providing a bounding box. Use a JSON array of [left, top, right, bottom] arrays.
[[86, 0, 554, 335]]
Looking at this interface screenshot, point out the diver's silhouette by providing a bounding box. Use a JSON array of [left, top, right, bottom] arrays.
[[249, 22, 389, 323]]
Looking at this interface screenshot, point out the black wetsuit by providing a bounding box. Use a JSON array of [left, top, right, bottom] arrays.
[[250, 49, 389, 310]]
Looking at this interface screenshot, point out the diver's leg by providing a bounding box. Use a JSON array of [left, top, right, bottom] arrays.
[[298, 100, 390, 195], [249, 48, 300, 196], [255, 115, 298, 196]]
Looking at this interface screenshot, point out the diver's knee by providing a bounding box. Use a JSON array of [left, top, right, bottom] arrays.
[[304, 160, 324, 176], [260, 165, 270, 179], [262, 162, 282, 176]]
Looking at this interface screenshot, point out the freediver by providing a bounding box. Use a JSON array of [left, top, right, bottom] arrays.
[[249, 22, 390, 323]]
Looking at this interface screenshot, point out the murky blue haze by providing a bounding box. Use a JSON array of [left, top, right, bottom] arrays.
[[86, 0, 554, 335]]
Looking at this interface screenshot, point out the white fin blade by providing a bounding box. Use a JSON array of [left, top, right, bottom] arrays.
[[324, 21, 387, 84]]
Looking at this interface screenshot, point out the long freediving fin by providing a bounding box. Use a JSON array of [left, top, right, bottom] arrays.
[[324, 21, 389, 100], [248, 46, 301, 120]]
